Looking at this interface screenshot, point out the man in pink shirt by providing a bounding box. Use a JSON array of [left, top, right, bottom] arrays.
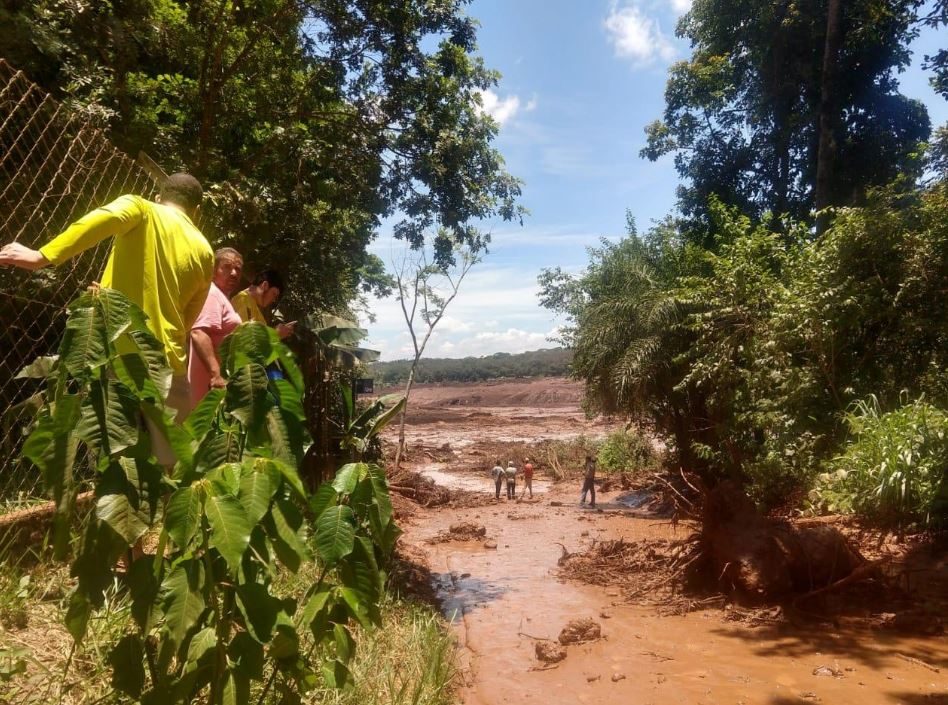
[[188, 247, 244, 406]]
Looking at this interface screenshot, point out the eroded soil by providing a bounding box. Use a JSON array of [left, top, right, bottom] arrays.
[[388, 378, 948, 705]]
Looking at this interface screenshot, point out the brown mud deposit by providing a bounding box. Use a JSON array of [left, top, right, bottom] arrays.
[[388, 378, 948, 704]]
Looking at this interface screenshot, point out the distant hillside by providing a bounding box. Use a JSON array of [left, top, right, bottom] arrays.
[[370, 348, 573, 386]]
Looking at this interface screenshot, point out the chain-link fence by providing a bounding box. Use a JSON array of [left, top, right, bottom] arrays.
[[0, 58, 158, 515]]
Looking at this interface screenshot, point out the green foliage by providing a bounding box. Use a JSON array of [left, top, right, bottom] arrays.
[[0, 0, 523, 314], [371, 348, 573, 386], [811, 396, 948, 525], [596, 429, 659, 475], [542, 183, 948, 509], [643, 0, 930, 228], [20, 289, 400, 703]]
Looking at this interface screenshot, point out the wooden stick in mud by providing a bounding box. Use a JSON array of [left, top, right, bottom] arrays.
[[792, 558, 888, 605], [896, 653, 940, 673]]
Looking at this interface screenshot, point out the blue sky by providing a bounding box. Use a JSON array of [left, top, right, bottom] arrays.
[[363, 0, 948, 361]]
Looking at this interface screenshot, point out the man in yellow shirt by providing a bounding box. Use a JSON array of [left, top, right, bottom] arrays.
[[0, 173, 214, 457], [231, 269, 295, 338]]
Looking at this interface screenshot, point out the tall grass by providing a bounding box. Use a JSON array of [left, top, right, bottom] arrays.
[[813, 395, 948, 525], [0, 548, 456, 705]]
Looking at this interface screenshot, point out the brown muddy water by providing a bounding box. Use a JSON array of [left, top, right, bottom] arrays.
[[404, 476, 948, 705], [391, 380, 948, 704]]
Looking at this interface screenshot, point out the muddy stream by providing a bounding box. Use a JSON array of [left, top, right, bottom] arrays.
[[391, 380, 948, 704]]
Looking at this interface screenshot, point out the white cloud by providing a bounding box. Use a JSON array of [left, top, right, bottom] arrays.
[[670, 0, 692, 13], [604, 3, 676, 66], [475, 89, 537, 126], [476, 88, 521, 125]]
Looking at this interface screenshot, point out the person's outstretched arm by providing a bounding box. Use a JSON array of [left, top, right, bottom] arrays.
[[0, 195, 145, 270], [190, 328, 226, 390]]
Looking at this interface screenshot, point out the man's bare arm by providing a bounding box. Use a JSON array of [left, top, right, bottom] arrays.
[[190, 329, 227, 390], [0, 243, 50, 271]]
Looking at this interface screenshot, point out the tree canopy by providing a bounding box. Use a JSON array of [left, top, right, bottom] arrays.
[[0, 0, 524, 315]]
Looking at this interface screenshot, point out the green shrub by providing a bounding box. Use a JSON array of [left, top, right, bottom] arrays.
[[596, 429, 659, 475], [811, 396, 948, 524]]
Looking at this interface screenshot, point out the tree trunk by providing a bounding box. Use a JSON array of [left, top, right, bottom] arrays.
[[814, 0, 843, 234], [392, 362, 418, 471]]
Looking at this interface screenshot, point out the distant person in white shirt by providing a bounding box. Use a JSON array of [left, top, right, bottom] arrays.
[[490, 460, 504, 500]]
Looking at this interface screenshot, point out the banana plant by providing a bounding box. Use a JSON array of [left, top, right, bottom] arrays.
[[19, 289, 399, 703], [338, 386, 406, 460]]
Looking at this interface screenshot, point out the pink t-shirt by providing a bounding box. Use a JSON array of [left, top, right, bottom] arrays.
[[187, 283, 242, 406]]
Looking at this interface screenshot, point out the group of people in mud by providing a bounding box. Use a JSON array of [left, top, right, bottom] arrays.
[[0, 174, 291, 465], [490, 458, 535, 500], [488, 454, 599, 507]]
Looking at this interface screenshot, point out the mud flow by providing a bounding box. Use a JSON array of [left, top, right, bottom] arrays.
[[387, 379, 948, 704]]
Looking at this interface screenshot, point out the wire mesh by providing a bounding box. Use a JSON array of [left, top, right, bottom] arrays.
[[0, 58, 158, 515]]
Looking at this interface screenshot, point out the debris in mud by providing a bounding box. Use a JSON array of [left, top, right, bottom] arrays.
[[484, 539, 498, 550], [428, 522, 488, 544], [550, 501, 563, 507], [812, 664, 844, 678], [558, 618, 602, 645], [535, 641, 567, 664], [703, 481, 865, 600], [586, 674, 601, 683], [611, 673, 626, 682]]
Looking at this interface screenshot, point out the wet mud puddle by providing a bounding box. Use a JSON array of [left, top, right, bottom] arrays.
[[406, 483, 948, 705]]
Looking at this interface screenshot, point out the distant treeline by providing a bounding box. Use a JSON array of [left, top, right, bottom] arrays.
[[371, 348, 572, 386]]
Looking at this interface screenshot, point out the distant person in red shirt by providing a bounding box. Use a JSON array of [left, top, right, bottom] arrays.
[[522, 457, 535, 499]]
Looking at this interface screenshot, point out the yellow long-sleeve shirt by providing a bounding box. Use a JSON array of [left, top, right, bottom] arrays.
[[39, 195, 214, 375], [230, 289, 267, 324]]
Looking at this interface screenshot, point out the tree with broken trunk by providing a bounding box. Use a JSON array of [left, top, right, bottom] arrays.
[[392, 237, 480, 470]]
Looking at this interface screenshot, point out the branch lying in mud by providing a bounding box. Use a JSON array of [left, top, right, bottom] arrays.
[[792, 558, 889, 606]]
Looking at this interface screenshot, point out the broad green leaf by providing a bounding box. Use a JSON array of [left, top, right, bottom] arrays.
[[65, 590, 91, 643], [219, 323, 274, 372], [60, 305, 109, 376], [73, 519, 126, 607], [321, 659, 351, 690], [267, 623, 299, 661], [314, 506, 355, 565], [269, 458, 307, 499], [77, 379, 140, 456], [184, 388, 225, 443], [332, 463, 366, 496], [270, 378, 305, 421], [228, 632, 264, 680], [238, 463, 278, 525], [15, 355, 58, 379], [96, 492, 150, 545], [334, 623, 355, 664], [299, 587, 332, 631], [95, 287, 134, 342], [308, 484, 337, 521], [271, 497, 311, 567], [165, 486, 202, 550], [235, 582, 283, 642], [225, 364, 269, 433], [195, 429, 241, 469], [339, 586, 373, 631], [113, 353, 161, 402], [208, 462, 242, 495], [125, 328, 172, 399], [265, 405, 307, 465], [160, 560, 205, 649], [109, 634, 146, 698], [185, 626, 217, 665], [339, 536, 382, 618], [127, 557, 160, 632], [206, 492, 252, 573]]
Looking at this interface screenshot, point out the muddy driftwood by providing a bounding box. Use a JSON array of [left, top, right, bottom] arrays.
[[702, 482, 866, 600]]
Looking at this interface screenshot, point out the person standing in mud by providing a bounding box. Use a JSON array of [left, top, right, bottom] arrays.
[[490, 459, 505, 500], [505, 460, 518, 500], [580, 455, 596, 507], [522, 457, 534, 499]]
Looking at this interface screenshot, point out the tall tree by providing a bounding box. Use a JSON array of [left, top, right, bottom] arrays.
[[0, 0, 523, 315], [642, 0, 930, 232]]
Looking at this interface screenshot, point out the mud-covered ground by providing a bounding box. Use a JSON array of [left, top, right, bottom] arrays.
[[387, 378, 948, 705]]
